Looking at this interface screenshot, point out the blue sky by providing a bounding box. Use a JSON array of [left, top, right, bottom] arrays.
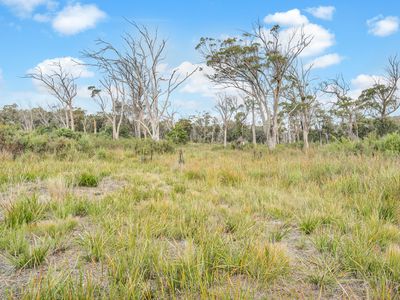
[[0, 0, 399, 116]]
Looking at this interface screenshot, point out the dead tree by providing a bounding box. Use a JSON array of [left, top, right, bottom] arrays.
[[215, 94, 238, 148], [26, 61, 78, 131], [287, 64, 318, 150], [321, 75, 362, 140], [84, 22, 197, 141]]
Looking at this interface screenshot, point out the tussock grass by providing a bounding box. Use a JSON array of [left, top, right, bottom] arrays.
[[2, 195, 45, 228], [2, 144, 400, 298]]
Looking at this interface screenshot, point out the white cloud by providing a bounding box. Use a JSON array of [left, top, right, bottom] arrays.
[[349, 74, 384, 98], [305, 6, 335, 20], [175, 61, 240, 98], [0, 0, 56, 17], [264, 9, 309, 27], [278, 23, 335, 57], [175, 61, 216, 97], [52, 3, 106, 35], [307, 53, 343, 69], [367, 15, 399, 37], [351, 74, 382, 90], [264, 9, 335, 57], [28, 57, 94, 90]]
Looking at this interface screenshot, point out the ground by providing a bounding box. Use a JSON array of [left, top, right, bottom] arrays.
[[0, 144, 399, 299]]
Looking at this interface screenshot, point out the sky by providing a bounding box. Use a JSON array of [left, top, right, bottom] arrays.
[[0, 0, 399, 117]]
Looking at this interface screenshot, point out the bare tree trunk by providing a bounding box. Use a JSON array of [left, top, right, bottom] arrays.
[[65, 108, 70, 129], [251, 105, 256, 146], [69, 104, 75, 131], [303, 128, 309, 151], [269, 88, 280, 150], [303, 114, 309, 151], [93, 119, 97, 134], [287, 116, 292, 144], [224, 126, 227, 148]]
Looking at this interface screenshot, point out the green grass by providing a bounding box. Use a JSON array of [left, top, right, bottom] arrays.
[[2, 195, 45, 228], [1, 143, 400, 298], [77, 172, 100, 187]]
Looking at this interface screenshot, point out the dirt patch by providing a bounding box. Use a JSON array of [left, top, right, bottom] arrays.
[[0, 177, 125, 204]]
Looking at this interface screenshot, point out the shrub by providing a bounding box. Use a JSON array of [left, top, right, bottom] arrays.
[[376, 133, 400, 153], [54, 128, 82, 140], [167, 124, 190, 144]]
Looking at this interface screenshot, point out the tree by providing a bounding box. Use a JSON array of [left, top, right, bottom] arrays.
[[166, 119, 192, 144], [215, 94, 238, 147], [244, 97, 258, 146], [89, 76, 126, 140], [26, 60, 78, 131], [196, 33, 271, 144], [85, 22, 197, 141], [359, 56, 400, 135], [253, 24, 312, 149], [322, 75, 362, 140], [287, 64, 318, 150], [197, 23, 312, 149]]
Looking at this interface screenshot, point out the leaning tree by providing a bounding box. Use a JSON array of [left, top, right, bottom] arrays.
[[197, 23, 312, 149]]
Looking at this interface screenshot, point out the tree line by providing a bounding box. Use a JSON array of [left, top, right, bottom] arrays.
[[1, 22, 399, 149]]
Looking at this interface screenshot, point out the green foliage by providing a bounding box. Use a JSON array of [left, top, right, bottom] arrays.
[[77, 173, 99, 187], [376, 133, 400, 153], [167, 122, 190, 144], [54, 128, 82, 140], [3, 195, 46, 228]]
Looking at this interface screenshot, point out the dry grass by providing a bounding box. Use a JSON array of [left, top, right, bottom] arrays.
[[0, 144, 400, 299]]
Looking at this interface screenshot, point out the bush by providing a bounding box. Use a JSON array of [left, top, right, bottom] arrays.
[[54, 128, 82, 140], [167, 124, 190, 144], [376, 133, 400, 153]]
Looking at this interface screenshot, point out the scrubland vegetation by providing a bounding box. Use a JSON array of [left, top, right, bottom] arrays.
[[0, 127, 400, 299], [0, 9, 400, 299]]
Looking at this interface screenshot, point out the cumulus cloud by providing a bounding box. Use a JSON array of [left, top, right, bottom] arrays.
[[175, 61, 241, 98], [351, 74, 382, 90], [264, 9, 308, 27], [175, 61, 216, 97], [349, 74, 384, 98], [52, 3, 106, 35], [307, 53, 343, 69], [367, 15, 399, 37], [264, 9, 335, 57], [28, 57, 94, 92], [0, 0, 56, 17], [305, 6, 335, 20]]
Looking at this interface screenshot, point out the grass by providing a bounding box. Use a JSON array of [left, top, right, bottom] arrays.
[[2, 195, 45, 228], [77, 172, 100, 187], [1, 143, 400, 298]]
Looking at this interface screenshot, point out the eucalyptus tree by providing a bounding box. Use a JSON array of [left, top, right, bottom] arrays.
[[244, 96, 258, 145], [26, 61, 78, 131], [197, 24, 311, 149], [359, 55, 400, 134]]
